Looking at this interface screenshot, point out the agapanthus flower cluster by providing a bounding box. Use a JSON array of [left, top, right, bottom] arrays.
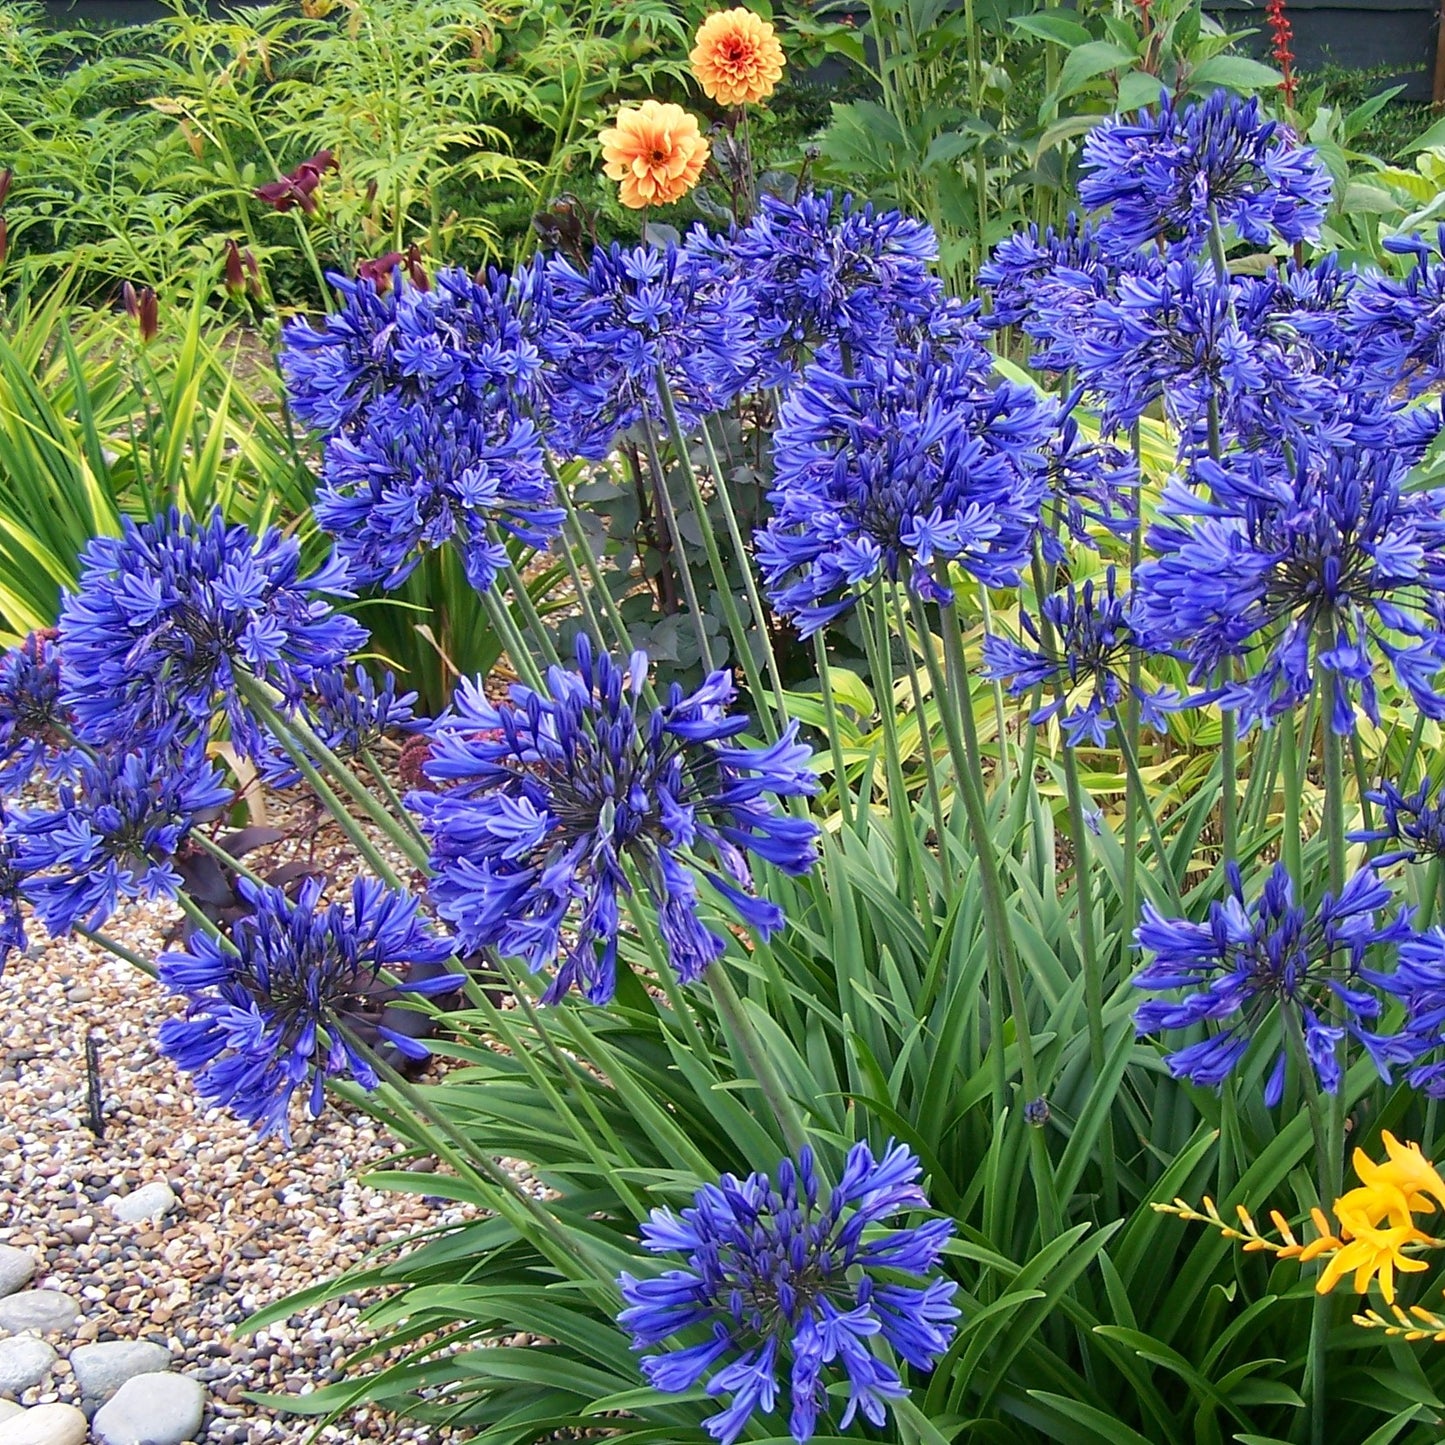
[[1344, 228, 1445, 398], [725, 191, 942, 387], [1136, 447, 1445, 734], [617, 1140, 957, 1444], [1078, 89, 1331, 254], [543, 241, 756, 458], [0, 810, 27, 974], [982, 569, 1180, 748], [315, 401, 558, 591], [1036, 396, 1139, 561], [1353, 779, 1445, 867], [411, 636, 819, 1004], [158, 876, 458, 1139], [8, 743, 232, 936], [1133, 863, 1413, 1104], [0, 629, 69, 790], [977, 214, 1119, 335], [757, 339, 1053, 634], [58, 510, 365, 758], [1367, 929, 1445, 1095], [260, 665, 417, 790]]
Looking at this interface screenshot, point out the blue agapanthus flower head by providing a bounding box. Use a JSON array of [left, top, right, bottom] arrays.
[[1079, 89, 1332, 255], [757, 339, 1053, 635], [1133, 862, 1412, 1105], [1367, 927, 1445, 1095], [978, 213, 1119, 331], [410, 635, 819, 1005], [617, 1139, 958, 1445], [722, 191, 943, 388], [1037, 392, 1139, 563], [543, 241, 756, 459], [9, 741, 232, 936], [58, 509, 366, 757], [315, 397, 561, 591], [1353, 778, 1445, 867], [260, 664, 418, 790], [1136, 445, 1445, 734], [982, 567, 1181, 748], [0, 809, 28, 974], [1344, 226, 1445, 398], [157, 874, 458, 1139], [280, 260, 561, 442], [0, 630, 71, 793]]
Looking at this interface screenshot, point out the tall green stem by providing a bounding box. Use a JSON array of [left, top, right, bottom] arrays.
[[707, 964, 809, 1157], [889, 583, 949, 851]]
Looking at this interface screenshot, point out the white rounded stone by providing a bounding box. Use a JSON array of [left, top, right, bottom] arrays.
[[0, 1402, 88, 1445], [92, 1372, 205, 1445]]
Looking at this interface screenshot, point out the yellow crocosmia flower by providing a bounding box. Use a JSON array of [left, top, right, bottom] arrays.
[[1355, 1133, 1445, 1217], [1315, 1219, 1434, 1304]]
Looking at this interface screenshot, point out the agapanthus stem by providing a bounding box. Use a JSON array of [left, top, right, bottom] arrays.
[[174, 891, 237, 952], [654, 371, 777, 742], [359, 747, 428, 852], [889, 583, 948, 850], [188, 830, 268, 889], [813, 632, 856, 831], [345, 1032, 616, 1291], [234, 672, 432, 875], [1123, 421, 1144, 969], [706, 962, 809, 1158], [860, 590, 932, 929], [638, 409, 717, 674], [938, 595, 1059, 1238], [479, 586, 545, 691], [699, 417, 791, 728], [976, 582, 1013, 808], [1108, 708, 1185, 912], [1281, 709, 1304, 883], [75, 927, 157, 979], [498, 545, 563, 670]]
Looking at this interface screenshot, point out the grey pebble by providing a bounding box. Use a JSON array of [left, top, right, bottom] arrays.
[[70, 1341, 172, 1409], [0, 1293, 79, 1337], [0, 1336, 57, 1397], [0, 1249, 36, 1302], [92, 1372, 206, 1445], [104, 1181, 179, 1226]]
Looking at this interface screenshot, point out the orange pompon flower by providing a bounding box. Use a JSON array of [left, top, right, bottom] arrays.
[[599, 100, 710, 210], [690, 8, 785, 107]]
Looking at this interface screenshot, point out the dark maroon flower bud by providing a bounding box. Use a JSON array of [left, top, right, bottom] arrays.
[[243, 248, 263, 298], [122, 280, 140, 318], [253, 150, 336, 213], [0, 169, 12, 210], [124, 284, 159, 343], [364, 178, 378, 206], [404, 243, 430, 292], [224, 239, 246, 296], [356, 250, 404, 293], [0, 216, 8, 272]]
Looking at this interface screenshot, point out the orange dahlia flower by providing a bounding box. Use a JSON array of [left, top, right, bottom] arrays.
[[690, 8, 785, 107], [599, 100, 710, 210]]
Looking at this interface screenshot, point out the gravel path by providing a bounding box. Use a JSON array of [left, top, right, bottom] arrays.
[[0, 816, 479, 1443]]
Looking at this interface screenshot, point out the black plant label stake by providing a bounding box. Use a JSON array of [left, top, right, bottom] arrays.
[[85, 1031, 105, 1140]]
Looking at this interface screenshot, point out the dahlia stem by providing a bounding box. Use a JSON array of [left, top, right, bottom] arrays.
[[706, 961, 809, 1158], [638, 408, 718, 674]]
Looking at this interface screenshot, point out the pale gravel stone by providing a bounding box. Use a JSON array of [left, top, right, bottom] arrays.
[[92, 1371, 205, 1445], [104, 1182, 178, 1226], [0, 1402, 87, 1445], [0, 1406, 16, 1425], [0, 1249, 35, 1301], [71, 1341, 171, 1408], [0, 1294, 77, 1338], [0, 1336, 56, 1397]]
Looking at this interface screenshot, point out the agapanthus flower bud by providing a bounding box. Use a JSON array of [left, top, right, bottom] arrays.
[[0, 630, 71, 792]]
